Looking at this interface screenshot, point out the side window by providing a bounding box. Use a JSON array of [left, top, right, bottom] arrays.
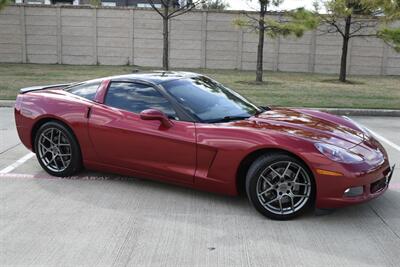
[[104, 82, 178, 119], [65, 82, 101, 101]]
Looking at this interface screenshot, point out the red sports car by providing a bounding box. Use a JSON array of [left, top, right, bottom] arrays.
[[15, 72, 395, 220]]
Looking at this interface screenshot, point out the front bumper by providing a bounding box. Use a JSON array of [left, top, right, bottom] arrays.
[[315, 162, 395, 209]]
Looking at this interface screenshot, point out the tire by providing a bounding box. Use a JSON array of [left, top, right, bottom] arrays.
[[246, 153, 315, 220], [34, 121, 82, 177]]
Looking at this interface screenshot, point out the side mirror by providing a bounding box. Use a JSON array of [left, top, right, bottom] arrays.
[[140, 109, 174, 128]]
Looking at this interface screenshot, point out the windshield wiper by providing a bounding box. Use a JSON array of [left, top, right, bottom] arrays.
[[254, 106, 270, 115], [254, 109, 264, 116], [208, 116, 250, 123]]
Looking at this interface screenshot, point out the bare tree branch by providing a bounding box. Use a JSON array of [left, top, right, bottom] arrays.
[[148, 0, 166, 18], [350, 33, 377, 38], [318, 14, 346, 37], [146, 0, 205, 70], [241, 11, 259, 24], [168, 5, 195, 18], [239, 11, 260, 30], [168, 0, 203, 18], [349, 19, 378, 36], [327, 21, 345, 37]]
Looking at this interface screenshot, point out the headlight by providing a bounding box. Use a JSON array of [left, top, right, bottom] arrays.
[[314, 143, 363, 163]]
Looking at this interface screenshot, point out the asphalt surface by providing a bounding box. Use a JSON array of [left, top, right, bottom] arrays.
[[1, 107, 399, 267]]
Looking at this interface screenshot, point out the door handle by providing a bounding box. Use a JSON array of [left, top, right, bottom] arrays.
[[86, 107, 92, 119]]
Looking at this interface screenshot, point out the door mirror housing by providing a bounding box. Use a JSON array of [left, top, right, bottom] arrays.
[[140, 109, 174, 128]]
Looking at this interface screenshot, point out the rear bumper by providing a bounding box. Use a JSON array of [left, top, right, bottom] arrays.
[[315, 162, 394, 209]]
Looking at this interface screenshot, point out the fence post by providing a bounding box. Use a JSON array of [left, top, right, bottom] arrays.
[[92, 8, 98, 65], [273, 37, 280, 71], [236, 29, 243, 70], [129, 9, 134, 66], [381, 43, 389, 76], [308, 30, 317, 73], [56, 7, 62, 64], [201, 11, 207, 69], [347, 38, 353, 75], [20, 5, 27, 63]]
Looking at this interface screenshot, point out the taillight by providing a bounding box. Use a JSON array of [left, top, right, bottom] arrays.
[[15, 95, 23, 110]]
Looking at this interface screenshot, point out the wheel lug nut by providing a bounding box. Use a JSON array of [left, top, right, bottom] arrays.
[[279, 192, 283, 195], [286, 190, 290, 194]]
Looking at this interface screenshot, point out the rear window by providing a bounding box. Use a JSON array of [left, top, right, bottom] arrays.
[[65, 82, 101, 101]]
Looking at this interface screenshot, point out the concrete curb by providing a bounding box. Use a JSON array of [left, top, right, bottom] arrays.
[[309, 108, 400, 117], [1, 99, 399, 116], [0, 100, 15, 108]]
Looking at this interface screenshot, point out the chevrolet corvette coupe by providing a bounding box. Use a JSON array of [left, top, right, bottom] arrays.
[[15, 72, 395, 220]]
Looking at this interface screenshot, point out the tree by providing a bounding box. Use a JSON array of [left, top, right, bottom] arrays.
[[315, 0, 400, 82], [202, 0, 230, 10], [362, 0, 400, 51], [148, 0, 205, 70], [0, 0, 9, 11], [235, 1, 318, 82], [90, 0, 102, 6], [379, 27, 400, 51]]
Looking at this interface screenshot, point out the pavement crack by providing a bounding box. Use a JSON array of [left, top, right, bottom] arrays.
[[0, 143, 21, 154], [369, 204, 400, 241]]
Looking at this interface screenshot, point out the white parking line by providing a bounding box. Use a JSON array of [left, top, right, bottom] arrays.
[[367, 128, 400, 152], [0, 173, 35, 178], [0, 172, 135, 181], [0, 152, 35, 174]]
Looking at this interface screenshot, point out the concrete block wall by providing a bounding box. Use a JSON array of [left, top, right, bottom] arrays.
[[61, 8, 94, 65], [315, 33, 343, 74], [170, 12, 202, 68], [387, 48, 400, 75], [0, 5, 399, 76], [97, 9, 131, 65], [279, 32, 314, 72], [205, 12, 238, 69], [242, 27, 278, 71], [0, 6, 23, 63], [134, 9, 162, 67], [25, 7, 57, 64]]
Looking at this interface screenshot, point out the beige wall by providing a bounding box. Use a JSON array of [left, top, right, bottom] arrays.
[[0, 5, 399, 75]]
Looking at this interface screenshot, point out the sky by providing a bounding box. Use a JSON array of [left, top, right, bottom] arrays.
[[227, 0, 316, 11]]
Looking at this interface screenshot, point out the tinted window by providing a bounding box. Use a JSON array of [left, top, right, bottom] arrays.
[[163, 77, 261, 122], [105, 82, 178, 119], [65, 82, 100, 101]]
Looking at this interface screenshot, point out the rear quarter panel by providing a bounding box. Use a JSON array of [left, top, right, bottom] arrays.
[[15, 89, 98, 163]]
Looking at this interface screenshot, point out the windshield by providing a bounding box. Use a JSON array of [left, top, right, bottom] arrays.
[[162, 76, 262, 123]]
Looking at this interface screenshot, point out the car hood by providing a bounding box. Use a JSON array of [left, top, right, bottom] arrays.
[[229, 108, 367, 150]]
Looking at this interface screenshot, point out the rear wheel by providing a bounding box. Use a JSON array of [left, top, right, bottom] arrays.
[[34, 121, 82, 177], [246, 153, 315, 220]]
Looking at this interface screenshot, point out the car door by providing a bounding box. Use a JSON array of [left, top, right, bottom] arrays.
[[88, 81, 196, 184]]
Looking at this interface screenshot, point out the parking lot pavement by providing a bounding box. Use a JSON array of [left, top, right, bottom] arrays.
[[1, 107, 400, 266]]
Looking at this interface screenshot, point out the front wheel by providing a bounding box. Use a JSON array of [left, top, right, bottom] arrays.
[[34, 121, 82, 177], [246, 153, 315, 220]]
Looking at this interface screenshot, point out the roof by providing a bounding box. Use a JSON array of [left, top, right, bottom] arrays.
[[103, 71, 201, 85]]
